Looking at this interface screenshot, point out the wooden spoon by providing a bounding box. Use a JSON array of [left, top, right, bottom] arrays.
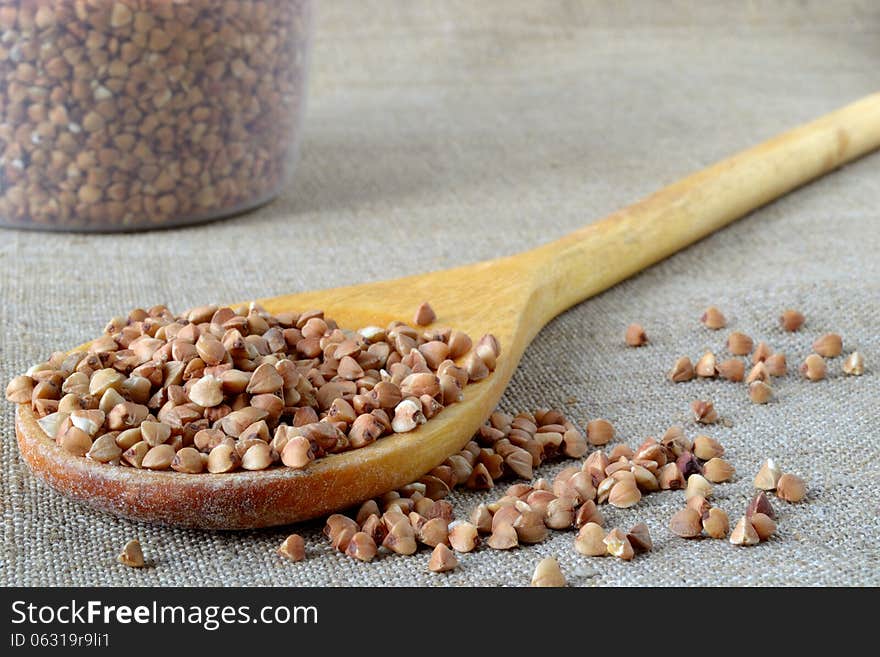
[[15, 93, 880, 529]]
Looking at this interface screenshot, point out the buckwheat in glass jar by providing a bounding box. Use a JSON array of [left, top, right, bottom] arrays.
[[0, 0, 312, 231]]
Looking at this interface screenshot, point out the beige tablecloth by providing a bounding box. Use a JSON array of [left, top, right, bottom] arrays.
[[2, 1, 878, 587]]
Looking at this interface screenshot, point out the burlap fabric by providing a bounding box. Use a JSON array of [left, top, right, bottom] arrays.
[[2, 1, 878, 587]]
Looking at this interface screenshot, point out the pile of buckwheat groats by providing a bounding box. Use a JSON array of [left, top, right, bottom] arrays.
[[278, 413, 745, 573], [6, 301, 499, 473], [3, 302, 867, 583], [0, 1, 311, 230], [273, 305, 863, 584]]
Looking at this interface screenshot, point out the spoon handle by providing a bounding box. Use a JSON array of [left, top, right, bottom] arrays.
[[520, 92, 880, 332]]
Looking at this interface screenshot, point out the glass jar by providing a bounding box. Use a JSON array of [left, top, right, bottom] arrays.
[[0, 0, 312, 231]]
